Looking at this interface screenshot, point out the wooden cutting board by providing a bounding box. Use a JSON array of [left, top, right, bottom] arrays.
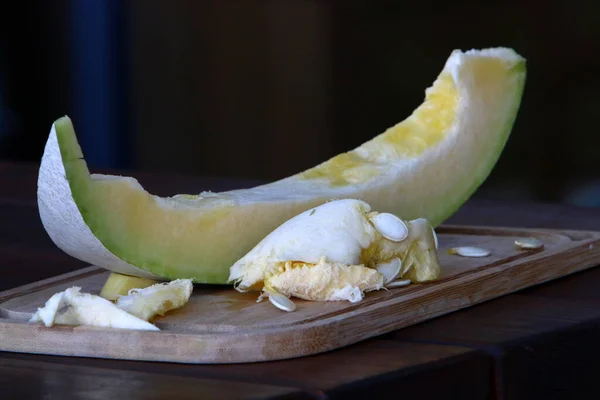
[[1, 225, 599, 364]]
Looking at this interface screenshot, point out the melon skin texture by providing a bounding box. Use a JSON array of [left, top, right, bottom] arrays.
[[37, 47, 526, 284]]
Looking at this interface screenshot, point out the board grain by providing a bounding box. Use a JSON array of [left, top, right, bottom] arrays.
[[1, 225, 599, 364]]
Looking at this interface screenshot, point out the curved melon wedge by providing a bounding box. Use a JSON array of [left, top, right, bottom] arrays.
[[37, 47, 526, 284]]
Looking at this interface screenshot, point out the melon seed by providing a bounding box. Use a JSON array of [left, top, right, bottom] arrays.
[[369, 213, 409, 242], [448, 246, 491, 257], [386, 279, 412, 288], [268, 290, 296, 312], [515, 237, 544, 250], [375, 258, 402, 284]]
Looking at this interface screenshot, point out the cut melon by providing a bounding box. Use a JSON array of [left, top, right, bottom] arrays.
[[115, 279, 193, 321], [29, 287, 159, 331], [37, 47, 526, 284]]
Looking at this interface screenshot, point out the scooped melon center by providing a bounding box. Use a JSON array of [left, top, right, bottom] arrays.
[[299, 71, 458, 186]]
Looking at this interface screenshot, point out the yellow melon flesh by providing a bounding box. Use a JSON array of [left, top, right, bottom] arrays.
[[264, 259, 386, 303], [37, 47, 526, 283], [100, 272, 158, 301]]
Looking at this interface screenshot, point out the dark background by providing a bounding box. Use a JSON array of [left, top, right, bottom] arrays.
[[0, 1, 598, 206]]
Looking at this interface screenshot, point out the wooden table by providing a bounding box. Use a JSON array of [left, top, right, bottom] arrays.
[[2, 161, 600, 400]]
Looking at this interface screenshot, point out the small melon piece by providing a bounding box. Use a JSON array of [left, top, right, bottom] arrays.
[[100, 272, 158, 301], [37, 47, 526, 283], [115, 279, 193, 321], [29, 287, 159, 331], [29, 291, 66, 327]]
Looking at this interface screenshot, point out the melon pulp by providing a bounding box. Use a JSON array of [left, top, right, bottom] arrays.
[[37, 47, 526, 284]]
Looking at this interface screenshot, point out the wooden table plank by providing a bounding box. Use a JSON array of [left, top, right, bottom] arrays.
[[0, 357, 310, 400], [519, 266, 600, 302], [391, 293, 600, 344], [1, 340, 492, 399], [390, 292, 600, 399]]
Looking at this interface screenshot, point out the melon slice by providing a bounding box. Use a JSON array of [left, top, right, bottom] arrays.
[[29, 287, 159, 331], [37, 47, 526, 284]]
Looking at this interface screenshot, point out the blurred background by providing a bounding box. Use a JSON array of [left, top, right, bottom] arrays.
[[0, 0, 598, 206]]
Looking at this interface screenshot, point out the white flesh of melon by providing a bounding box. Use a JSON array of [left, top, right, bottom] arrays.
[[29, 287, 159, 331]]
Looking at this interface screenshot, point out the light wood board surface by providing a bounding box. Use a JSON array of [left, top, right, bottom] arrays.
[[1, 225, 599, 364]]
